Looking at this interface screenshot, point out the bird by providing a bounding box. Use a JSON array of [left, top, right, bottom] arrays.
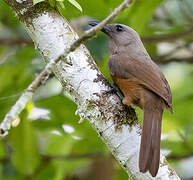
[[89, 21, 173, 177]]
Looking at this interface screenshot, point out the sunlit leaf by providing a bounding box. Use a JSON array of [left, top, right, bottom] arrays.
[[33, 0, 45, 5], [67, 0, 82, 12], [56, 1, 66, 16]]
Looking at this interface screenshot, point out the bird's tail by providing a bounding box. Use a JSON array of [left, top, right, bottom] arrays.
[[139, 104, 163, 177]]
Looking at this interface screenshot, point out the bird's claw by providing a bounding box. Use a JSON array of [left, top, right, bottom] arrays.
[[102, 83, 124, 101]]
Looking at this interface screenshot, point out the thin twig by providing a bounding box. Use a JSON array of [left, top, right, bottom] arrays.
[[0, 0, 132, 136], [142, 27, 193, 43], [167, 153, 193, 160], [41, 152, 102, 161], [0, 38, 33, 46], [154, 56, 193, 64], [1, 27, 193, 46]]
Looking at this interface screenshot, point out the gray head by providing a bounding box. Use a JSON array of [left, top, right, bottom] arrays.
[[89, 20, 143, 54]]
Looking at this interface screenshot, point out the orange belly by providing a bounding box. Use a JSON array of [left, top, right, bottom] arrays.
[[112, 76, 144, 109]]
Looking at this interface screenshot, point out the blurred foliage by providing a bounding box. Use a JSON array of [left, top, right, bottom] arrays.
[[0, 0, 193, 179]]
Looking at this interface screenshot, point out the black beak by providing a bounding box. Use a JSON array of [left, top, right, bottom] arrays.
[[88, 20, 112, 34]]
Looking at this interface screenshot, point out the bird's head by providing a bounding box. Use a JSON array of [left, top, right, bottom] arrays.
[[88, 21, 140, 49]]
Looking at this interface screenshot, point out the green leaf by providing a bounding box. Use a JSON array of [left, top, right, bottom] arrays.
[[33, 0, 45, 5], [0, 0, 19, 28], [9, 109, 40, 175], [67, 0, 82, 12], [48, 0, 56, 7], [56, 1, 66, 16]]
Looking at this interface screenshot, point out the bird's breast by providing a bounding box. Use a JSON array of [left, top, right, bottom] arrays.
[[112, 76, 145, 109]]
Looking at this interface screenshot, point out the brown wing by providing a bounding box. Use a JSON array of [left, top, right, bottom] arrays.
[[108, 54, 172, 110]]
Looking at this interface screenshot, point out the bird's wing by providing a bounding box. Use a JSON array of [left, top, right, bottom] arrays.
[[108, 55, 172, 109]]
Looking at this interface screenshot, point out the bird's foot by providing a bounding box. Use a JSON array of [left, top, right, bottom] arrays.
[[102, 83, 124, 100]]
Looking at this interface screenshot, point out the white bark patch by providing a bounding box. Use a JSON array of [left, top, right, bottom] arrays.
[[15, 0, 23, 3]]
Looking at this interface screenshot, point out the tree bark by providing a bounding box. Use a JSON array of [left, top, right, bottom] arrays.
[[5, 0, 180, 179]]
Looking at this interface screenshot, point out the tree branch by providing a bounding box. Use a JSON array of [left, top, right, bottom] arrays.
[[1, 0, 180, 179], [0, 38, 33, 45], [167, 153, 193, 161], [155, 56, 193, 64], [3, 27, 193, 46], [41, 152, 102, 161], [142, 27, 193, 44], [1, 26, 193, 47]]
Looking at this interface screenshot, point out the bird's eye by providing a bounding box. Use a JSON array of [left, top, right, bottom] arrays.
[[116, 25, 124, 32]]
